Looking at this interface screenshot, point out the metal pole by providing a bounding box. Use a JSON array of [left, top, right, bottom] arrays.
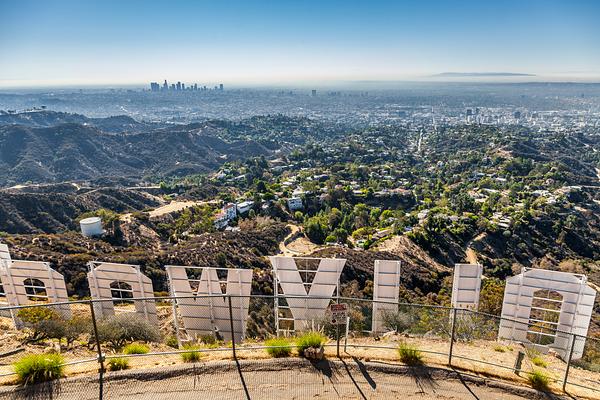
[[344, 316, 350, 353], [273, 265, 279, 337], [165, 267, 182, 348], [228, 295, 237, 360], [448, 307, 457, 366], [336, 322, 340, 358], [89, 300, 105, 400], [336, 288, 340, 358], [562, 334, 576, 392]]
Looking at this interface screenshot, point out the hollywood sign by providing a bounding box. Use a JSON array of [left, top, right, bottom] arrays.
[[498, 268, 596, 359], [269, 256, 346, 333], [0, 243, 596, 358], [166, 265, 252, 343]]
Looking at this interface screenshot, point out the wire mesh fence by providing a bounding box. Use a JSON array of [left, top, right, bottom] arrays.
[[0, 294, 599, 399]]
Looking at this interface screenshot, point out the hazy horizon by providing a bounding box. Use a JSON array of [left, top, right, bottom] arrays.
[[1, 0, 599, 89]]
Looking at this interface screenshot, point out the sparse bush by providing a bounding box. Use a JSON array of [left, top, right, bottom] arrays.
[[17, 308, 90, 346], [527, 369, 550, 391], [165, 335, 179, 348], [181, 344, 204, 362], [265, 337, 293, 358], [107, 357, 130, 371], [95, 314, 160, 350], [296, 331, 326, 355], [17, 307, 62, 342], [123, 343, 149, 355], [398, 342, 423, 366], [381, 309, 416, 333], [64, 316, 91, 347], [410, 307, 451, 337], [199, 334, 217, 345], [452, 313, 498, 342], [531, 356, 547, 368], [493, 345, 506, 353], [13, 354, 65, 385], [17, 307, 57, 326]]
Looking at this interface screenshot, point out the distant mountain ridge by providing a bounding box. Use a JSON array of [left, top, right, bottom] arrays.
[[432, 72, 536, 77], [0, 110, 156, 133], [0, 112, 275, 187]]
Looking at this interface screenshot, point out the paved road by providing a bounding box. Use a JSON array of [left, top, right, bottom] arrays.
[[0, 359, 562, 400]]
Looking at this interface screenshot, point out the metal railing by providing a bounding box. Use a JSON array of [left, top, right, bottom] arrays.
[[0, 294, 598, 399]]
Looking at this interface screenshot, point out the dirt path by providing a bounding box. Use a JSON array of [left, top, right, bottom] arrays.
[[279, 224, 320, 256], [120, 200, 215, 222], [147, 200, 204, 218], [278, 224, 301, 255], [465, 233, 486, 264], [1, 359, 548, 400]]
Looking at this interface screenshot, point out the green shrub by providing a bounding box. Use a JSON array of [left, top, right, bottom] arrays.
[[296, 331, 326, 354], [17, 308, 63, 342], [181, 344, 204, 363], [531, 356, 547, 368], [16, 307, 57, 326], [199, 334, 217, 345], [17, 308, 90, 346], [64, 316, 91, 346], [165, 335, 179, 348], [265, 337, 293, 358], [107, 357, 130, 371], [493, 345, 506, 353], [398, 342, 423, 366], [95, 314, 160, 350], [381, 309, 416, 333], [527, 369, 550, 391], [13, 354, 65, 385], [123, 343, 149, 355]]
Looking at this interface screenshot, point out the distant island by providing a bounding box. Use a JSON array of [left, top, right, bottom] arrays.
[[432, 72, 536, 77]]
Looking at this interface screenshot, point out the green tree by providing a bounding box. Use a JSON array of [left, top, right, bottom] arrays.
[[305, 216, 326, 244]]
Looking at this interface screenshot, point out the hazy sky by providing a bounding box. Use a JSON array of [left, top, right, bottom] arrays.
[[1, 0, 599, 87]]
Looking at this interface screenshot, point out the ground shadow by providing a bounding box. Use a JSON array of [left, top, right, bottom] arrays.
[[339, 358, 373, 400], [234, 359, 251, 400], [450, 367, 570, 400], [405, 362, 438, 394], [351, 357, 376, 390], [308, 358, 344, 396], [10, 380, 61, 400], [451, 368, 481, 400], [308, 358, 335, 380]]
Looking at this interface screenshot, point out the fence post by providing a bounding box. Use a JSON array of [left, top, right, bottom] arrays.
[[448, 307, 457, 366], [344, 315, 350, 353], [562, 333, 576, 392], [89, 300, 105, 400], [228, 295, 237, 360]]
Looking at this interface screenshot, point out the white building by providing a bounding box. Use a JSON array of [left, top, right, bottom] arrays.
[[287, 197, 303, 211], [223, 203, 237, 220], [236, 201, 254, 215], [213, 212, 229, 229]]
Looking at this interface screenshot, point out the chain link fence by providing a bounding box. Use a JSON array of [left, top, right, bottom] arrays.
[[0, 295, 599, 399]]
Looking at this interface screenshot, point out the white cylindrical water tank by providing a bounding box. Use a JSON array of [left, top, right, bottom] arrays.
[[80, 217, 104, 237]]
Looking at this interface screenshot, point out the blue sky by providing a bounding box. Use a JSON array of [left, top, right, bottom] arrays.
[[0, 0, 599, 87]]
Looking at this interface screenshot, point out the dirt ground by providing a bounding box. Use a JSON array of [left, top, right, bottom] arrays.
[[147, 200, 204, 218], [1, 305, 599, 399], [1, 329, 599, 398], [284, 235, 320, 255], [0, 359, 569, 400]]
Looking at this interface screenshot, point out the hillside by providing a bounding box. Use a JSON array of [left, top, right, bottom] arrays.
[[0, 122, 273, 187], [0, 110, 154, 133], [0, 187, 161, 233]]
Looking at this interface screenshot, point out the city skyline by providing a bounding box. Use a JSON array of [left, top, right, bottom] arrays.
[[1, 0, 599, 88]]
